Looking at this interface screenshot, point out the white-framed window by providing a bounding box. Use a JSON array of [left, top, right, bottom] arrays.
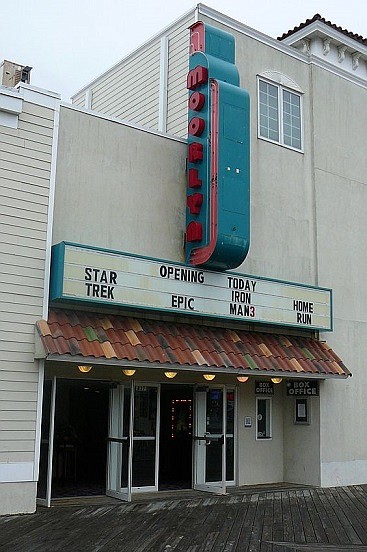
[[256, 397, 272, 440], [258, 77, 302, 151]]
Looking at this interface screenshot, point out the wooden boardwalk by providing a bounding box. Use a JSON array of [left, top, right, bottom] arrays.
[[1, 485, 367, 551]]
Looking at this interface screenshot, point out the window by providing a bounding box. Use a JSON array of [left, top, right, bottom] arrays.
[[256, 398, 272, 440], [258, 78, 302, 150]]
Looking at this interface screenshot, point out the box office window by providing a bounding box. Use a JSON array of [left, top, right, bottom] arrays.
[[258, 78, 302, 151], [256, 397, 272, 440]]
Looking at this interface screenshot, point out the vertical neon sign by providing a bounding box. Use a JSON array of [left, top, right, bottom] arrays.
[[186, 22, 250, 271]]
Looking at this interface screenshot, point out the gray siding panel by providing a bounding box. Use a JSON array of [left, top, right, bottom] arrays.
[[90, 42, 161, 129], [72, 92, 86, 107], [70, 11, 194, 134], [0, 97, 54, 474], [166, 17, 190, 137]]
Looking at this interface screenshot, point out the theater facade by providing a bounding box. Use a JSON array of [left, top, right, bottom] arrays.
[[2, 6, 367, 514]]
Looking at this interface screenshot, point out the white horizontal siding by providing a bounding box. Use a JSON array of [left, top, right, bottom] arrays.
[[92, 54, 161, 111], [0, 440, 35, 452], [0, 409, 37, 421], [166, 17, 190, 138], [91, 43, 161, 100], [0, 98, 54, 471], [0, 270, 45, 288], [0, 140, 53, 164], [89, 42, 161, 129], [0, 421, 36, 431], [0, 370, 40, 383], [101, 84, 160, 122], [0, 310, 45, 326], [72, 91, 86, 107]]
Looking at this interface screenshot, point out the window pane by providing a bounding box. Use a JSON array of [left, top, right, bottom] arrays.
[[282, 90, 301, 149], [258, 80, 279, 142], [257, 398, 271, 439]]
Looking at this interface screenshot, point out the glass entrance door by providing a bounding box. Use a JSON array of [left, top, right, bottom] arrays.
[[106, 382, 159, 501], [193, 386, 236, 494]]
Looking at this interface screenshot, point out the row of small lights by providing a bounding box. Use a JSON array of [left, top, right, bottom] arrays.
[[78, 365, 283, 384]]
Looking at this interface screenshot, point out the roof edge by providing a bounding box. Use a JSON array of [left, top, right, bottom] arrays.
[[44, 354, 351, 379], [278, 13, 367, 47], [71, 5, 198, 100]]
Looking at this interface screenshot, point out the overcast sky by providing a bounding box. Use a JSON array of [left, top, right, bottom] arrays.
[[1, 0, 366, 101]]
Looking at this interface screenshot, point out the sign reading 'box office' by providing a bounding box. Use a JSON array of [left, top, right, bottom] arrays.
[[50, 243, 333, 331]]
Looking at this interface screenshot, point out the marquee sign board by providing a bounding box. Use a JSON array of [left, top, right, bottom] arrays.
[[50, 243, 333, 331]]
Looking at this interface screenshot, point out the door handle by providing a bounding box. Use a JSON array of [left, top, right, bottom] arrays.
[[106, 437, 127, 444], [193, 435, 211, 444]]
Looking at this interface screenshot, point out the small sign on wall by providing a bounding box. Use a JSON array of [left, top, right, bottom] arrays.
[[255, 381, 274, 395], [286, 380, 319, 396], [244, 416, 252, 428], [294, 398, 310, 424]]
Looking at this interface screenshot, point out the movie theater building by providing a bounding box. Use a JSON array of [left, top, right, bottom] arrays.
[[2, 6, 367, 514]]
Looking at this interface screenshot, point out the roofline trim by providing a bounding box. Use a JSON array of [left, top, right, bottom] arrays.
[[197, 4, 308, 63], [60, 102, 187, 144], [44, 354, 350, 379], [71, 5, 197, 100], [198, 5, 367, 90], [280, 20, 367, 57], [309, 54, 367, 90]]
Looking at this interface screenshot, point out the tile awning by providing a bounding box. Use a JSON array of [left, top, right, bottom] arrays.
[[36, 308, 351, 378]]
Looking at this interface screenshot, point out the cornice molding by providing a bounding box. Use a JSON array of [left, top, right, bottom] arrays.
[[281, 20, 367, 58]]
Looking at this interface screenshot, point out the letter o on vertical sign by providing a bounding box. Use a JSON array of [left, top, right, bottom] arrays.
[[189, 92, 205, 111], [188, 117, 205, 137]]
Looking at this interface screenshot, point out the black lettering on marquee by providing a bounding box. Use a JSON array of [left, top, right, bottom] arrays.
[[229, 303, 255, 317], [294, 300, 313, 325], [227, 276, 256, 291], [84, 267, 116, 300], [159, 264, 204, 284], [171, 295, 195, 311]]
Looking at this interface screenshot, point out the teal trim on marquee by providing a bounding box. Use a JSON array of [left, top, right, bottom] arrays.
[[50, 241, 65, 301]]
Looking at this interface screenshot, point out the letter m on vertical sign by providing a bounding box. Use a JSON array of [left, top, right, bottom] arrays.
[[186, 22, 250, 271]]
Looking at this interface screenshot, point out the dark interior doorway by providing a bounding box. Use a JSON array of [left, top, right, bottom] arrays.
[[159, 384, 193, 490], [52, 379, 109, 498]]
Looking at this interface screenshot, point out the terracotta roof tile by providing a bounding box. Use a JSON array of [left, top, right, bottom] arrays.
[[191, 349, 209, 366], [125, 330, 141, 347], [36, 309, 351, 378], [278, 13, 367, 46]]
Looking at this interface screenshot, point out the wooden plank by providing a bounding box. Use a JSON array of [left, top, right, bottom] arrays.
[[260, 492, 274, 551], [169, 499, 219, 551], [297, 489, 317, 542], [235, 493, 261, 550], [209, 502, 242, 551], [288, 490, 306, 543], [324, 487, 362, 545], [302, 488, 328, 544], [332, 487, 367, 542], [247, 493, 267, 552]]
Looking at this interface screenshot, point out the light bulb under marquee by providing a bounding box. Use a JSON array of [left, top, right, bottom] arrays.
[[164, 372, 177, 379], [78, 365, 92, 373], [271, 377, 283, 384], [203, 374, 215, 381], [237, 376, 249, 383], [123, 369, 136, 377]]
